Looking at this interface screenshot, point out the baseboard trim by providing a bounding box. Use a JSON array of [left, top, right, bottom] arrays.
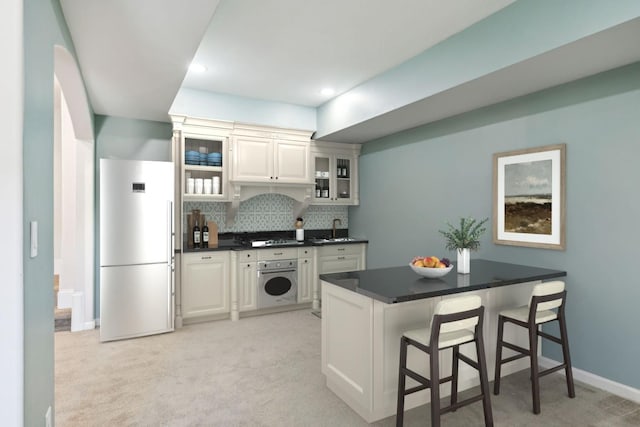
[[539, 356, 640, 403], [84, 320, 96, 330], [57, 289, 73, 309]]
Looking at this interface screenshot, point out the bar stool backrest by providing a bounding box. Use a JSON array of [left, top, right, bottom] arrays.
[[529, 280, 565, 312], [431, 295, 481, 333]]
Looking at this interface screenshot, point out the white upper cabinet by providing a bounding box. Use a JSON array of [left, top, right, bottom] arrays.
[[232, 135, 273, 182], [170, 115, 233, 203], [231, 124, 312, 184], [274, 140, 309, 182], [310, 141, 361, 205]]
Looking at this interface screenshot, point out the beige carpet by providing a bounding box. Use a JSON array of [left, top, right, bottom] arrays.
[[55, 309, 640, 426]]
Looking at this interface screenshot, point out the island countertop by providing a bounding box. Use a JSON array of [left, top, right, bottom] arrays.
[[319, 259, 566, 304]]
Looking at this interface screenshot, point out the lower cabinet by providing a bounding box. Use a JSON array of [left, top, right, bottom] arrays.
[[236, 250, 257, 312], [314, 243, 367, 309], [182, 251, 230, 319], [298, 257, 313, 303]]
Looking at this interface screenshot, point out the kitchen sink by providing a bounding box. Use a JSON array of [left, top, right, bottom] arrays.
[[311, 237, 357, 244]]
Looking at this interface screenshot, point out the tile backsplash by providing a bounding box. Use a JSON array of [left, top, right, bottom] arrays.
[[184, 193, 348, 233]]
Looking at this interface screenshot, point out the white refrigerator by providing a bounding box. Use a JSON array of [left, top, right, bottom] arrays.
[[99, 159, 174, 342]]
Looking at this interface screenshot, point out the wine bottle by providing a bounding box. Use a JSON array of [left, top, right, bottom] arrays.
[[193, 219, 201, 248], [202, 220, 209, 248]]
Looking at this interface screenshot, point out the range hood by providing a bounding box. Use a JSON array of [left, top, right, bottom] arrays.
[[225, 181, 314, 225]]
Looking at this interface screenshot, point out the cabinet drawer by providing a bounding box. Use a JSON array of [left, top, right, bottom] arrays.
[[257, 247, 298, 260], [236, 250, 257, 262], [318, 254, 361, 274], [297, 247, 313, 258], [317, 243, 363, 257], [183, 251, 230, 263]]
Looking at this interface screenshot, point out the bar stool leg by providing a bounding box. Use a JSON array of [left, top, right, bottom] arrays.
[[396, 337, 408, 427], [476, 327, 494, 426], [430, 348, 441, 427], [493, 315, 505, 395], [529, 323, 541, 414], [450, 346, 459, 410], [558, 314, 576, 398]]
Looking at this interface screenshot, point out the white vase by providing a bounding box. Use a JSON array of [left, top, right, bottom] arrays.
[[457, 248, 470, 274]]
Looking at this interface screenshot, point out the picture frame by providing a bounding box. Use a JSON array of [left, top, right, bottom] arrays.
[[493, 144, 566, 250]]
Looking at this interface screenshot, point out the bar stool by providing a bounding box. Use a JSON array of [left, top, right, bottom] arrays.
[[396, 295, 493, 427], [493, 280, 575, 414]]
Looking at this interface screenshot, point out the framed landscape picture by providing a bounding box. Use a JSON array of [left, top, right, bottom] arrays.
[[493, 144, 566, 250]]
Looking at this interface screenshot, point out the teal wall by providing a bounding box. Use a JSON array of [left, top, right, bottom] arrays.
[[95, 115, 172, 161], [350, 62, 640, 389], [23, 0, 81, 424]]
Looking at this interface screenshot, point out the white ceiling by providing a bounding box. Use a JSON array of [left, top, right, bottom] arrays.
[[59, 1, 640, 143], [182, 0, 516, 107], [60, 0, 515, 122]]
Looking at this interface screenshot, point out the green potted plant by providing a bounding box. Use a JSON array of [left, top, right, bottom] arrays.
[[439, 217, 488, 274]]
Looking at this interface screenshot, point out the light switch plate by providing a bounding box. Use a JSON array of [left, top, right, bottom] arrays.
[[45, 405, 51, 427], [30, 221, 38, 258]]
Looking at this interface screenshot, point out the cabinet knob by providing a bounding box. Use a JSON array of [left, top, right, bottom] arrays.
[[275, 176, 279, 180], [304, 259, 308, 263], [247, 254, 251, 258], [337, 256, 345, 260], [247, 264, 251, 267], [202, 256, 212, 260], [338, 248, 345, 251], [270, 176, 274, 179]]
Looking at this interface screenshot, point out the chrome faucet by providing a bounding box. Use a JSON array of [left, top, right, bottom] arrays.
[[332, 218, 342, 239]]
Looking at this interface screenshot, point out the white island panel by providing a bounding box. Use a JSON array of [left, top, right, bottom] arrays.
[[322, 279, 539, 423]]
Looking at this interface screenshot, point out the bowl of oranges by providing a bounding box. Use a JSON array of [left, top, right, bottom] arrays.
[[409, 256, 453, 278]]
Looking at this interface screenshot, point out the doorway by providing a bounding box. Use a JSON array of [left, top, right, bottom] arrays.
[[53, 45, 95, 332]]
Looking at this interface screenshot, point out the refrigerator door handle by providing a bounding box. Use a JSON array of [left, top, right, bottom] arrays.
[[168, 263, 174, 329], [167, 200, 174, 263], [168, 200, 175, 330]]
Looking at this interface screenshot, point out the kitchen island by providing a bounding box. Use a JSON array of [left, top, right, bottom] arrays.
[[320, 259, 566, 423]]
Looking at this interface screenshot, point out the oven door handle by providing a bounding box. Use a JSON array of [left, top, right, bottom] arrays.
[[259, 269, 296, 274]]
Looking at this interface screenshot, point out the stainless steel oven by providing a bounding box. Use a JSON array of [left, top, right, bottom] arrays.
[[257, 259, 298, 308]]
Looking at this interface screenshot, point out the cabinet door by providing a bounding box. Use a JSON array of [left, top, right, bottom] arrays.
[[275, 140, 310, 183], [334, 155, 354, 203], [312, 152, 332, 203], [298, 257, 313, 303], [238, 262, 257, 311], [311, 149, 358, 205], [232, 136, 273, 182], [182, 253, 229, 318]]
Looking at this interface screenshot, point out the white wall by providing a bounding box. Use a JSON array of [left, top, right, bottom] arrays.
[[56, 81, 95, 329], [0, 0, 23, 424], [54, 78, 62, 274], [59, 94, 78, 304]]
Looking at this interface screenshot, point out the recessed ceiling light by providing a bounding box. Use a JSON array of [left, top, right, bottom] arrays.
[[189, 63, 207, 73], [320, 87, 335, 96]]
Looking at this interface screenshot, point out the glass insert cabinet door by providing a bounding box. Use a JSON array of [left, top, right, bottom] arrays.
[[335, 157, 351, 200], [312, 153, 352, 203], [314, 155, 331, 200]]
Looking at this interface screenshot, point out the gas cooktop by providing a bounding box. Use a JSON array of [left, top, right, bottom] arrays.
[[249, 238, 304, 247]]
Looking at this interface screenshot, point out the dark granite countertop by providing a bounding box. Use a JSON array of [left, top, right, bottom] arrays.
[[319, 259, 566, 304], [180, 238, 368, 253]]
